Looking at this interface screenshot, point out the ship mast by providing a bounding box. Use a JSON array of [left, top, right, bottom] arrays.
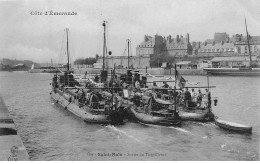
[[245, 17, 252, 68], [102, 21, 107, 71], [65, 28, 70, 71], [174, 64, 177, 116], [127, 39, 130, 68]]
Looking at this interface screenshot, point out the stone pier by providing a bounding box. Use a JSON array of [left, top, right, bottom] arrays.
[[0, 95, 29, 161]]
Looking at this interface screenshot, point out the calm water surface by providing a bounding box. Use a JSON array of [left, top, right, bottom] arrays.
[[0, 72, 259, 160]]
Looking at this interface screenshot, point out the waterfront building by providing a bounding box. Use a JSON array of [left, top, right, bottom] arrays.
[[197, 33, 260, 56], [232, 34, 260, 54], [198, 32, 237, 56], [197, 60, 212, 69], [166, 33, 192, 56], [176, 61, 192, 69], [213, 32, 230, 43], [210, 56, 260, 68], [136, 35, 155, 56], [198, 41, 237, 55]]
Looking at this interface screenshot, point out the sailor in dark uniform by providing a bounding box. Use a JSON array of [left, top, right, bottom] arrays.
[[162, 81, 169, 88], [184, 87, 191, 107]]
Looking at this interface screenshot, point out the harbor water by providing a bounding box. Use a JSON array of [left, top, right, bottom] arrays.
[[0, 71, 259, 160]]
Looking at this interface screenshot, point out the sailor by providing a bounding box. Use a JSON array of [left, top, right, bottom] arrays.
[[153, 81, 157, 87], [173, 86, 178, 97], [84, 71, 88, 79], [184, 87, 191, 107], [94, 74, 99, 83], [197, 90, 203, 107], [113, 75, 122, 92], [162, 81, 169, 88], [191, 88, 197, 103], [178, 89, 184, 105], [205, 89, 211, 108], [52, 74, 58, 88]]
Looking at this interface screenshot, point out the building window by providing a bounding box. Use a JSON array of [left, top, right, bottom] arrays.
[[217, 49, 219, 52]]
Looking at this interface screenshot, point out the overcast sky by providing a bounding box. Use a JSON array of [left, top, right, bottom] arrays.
[[0, 0, 260, 63]]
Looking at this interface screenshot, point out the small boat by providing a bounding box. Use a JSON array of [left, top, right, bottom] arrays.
[[215, 118, 252, 134]]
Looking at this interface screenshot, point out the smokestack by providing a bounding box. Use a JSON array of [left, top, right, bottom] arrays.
[[177, 35, 179, 42]]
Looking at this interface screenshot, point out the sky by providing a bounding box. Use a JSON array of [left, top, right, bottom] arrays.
[[0, 0, 260, 63]]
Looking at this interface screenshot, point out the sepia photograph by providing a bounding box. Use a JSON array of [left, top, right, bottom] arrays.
[[0, 0, 259, 161]]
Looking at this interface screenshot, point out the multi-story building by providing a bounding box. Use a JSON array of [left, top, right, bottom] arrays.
[[136, 35, 155, 56], [198, 41, 237, 55], [213, 32, 230, 43], [197, 33, 237, 56], [197, 32, 260, 56], [166, 33, 192, 56], [232, 34, 260, 54]]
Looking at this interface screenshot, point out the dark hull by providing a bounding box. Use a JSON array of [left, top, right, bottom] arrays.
[[50, 90, 122, 124], [129, 106, 181, 126], [203, 68, 260, 76], [215, 118, 252, 134]]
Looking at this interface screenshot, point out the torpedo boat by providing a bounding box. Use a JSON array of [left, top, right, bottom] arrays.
[[50, 28, 126, 125]]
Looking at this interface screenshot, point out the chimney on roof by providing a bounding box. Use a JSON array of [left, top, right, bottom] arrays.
[[144, 35, 148, 42], [186, 33, 190, 43]]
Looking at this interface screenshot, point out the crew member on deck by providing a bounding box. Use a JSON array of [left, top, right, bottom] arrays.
[[184, 87, 191, 107], [52, 74, 58, 88], [162, 81, 169, 88], [191, 88, 197, 103], [94, 74, 99, 83], [205, 89, 211, 108], [153, 81, 157, 87], [197, 90, 203, 107], [84, 71, 88, 79]]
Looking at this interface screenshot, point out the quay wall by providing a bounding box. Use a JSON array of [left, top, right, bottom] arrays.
[[0, 95, 29, 161], [72, 68, 207, 76]]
